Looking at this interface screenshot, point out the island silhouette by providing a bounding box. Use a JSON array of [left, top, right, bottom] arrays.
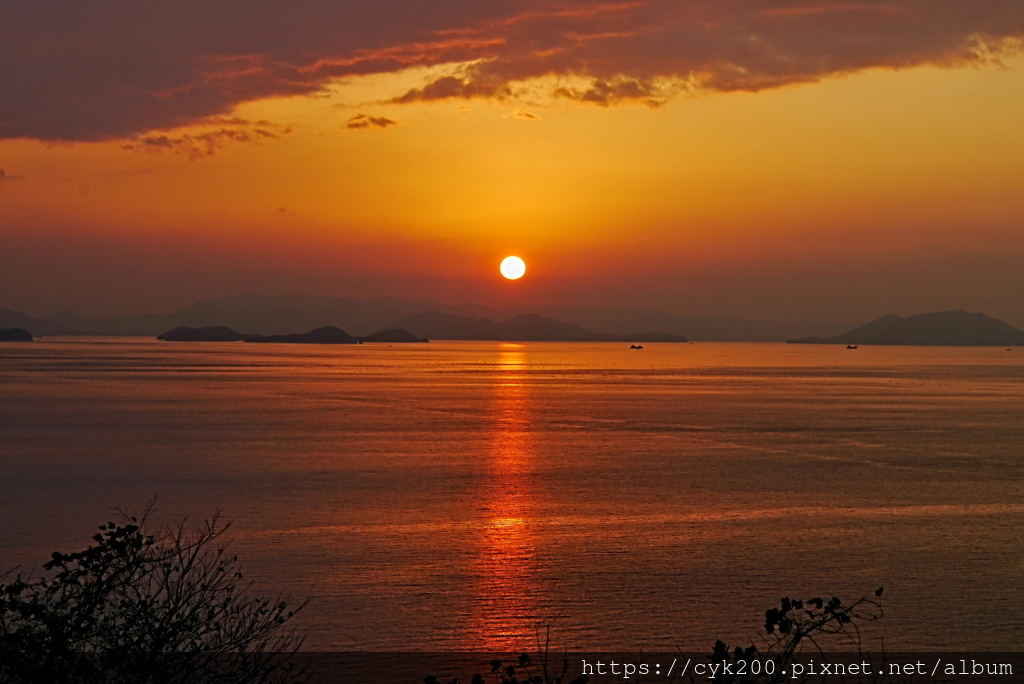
[[157, 325, 429, 344], [788, 310, 1024, 346], [0, 327, 33, 342], [246, 326, 358, 344], [0, 308, 75, 336], [386, 311, 687, 342], [154, 314, 683, 343], [157, 326, 248, 342], [5, 297, 1024, 345], [1, 295, 817, 341]]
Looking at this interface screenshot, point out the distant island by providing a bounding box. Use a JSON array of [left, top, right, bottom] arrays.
[[387, 311, 688, 342], [10, 296, 1024, 344], [788, 310, 1024, 346], [360, 328, 429, 343], [246, 326, 357, 344], [0, 308, 76, 336], [155, 315, 680, 343], [157, 326, 248, 342], [6, 294, 806, 341], [156, 325, 429, 344], [0, 327, 34, 342]]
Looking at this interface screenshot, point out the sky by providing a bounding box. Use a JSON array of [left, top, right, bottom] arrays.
[[2, 1, 1023, 326]]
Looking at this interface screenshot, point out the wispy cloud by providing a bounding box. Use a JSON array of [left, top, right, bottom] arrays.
[[0, 168, 26, 181], [120, 119, 288, 160], [343, 114, 400, 130], [2, 1, 1022, 141]]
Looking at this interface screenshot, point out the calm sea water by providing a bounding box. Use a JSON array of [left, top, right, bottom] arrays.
[[1, 338, 1022, 652]]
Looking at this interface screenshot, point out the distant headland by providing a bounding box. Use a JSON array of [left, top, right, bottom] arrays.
[[246, 326, 357, 344], [157, 326, 247, 342], [788, 310, 1024, 347], [157, 325, 428, 344], [0, 328, 34, 342]]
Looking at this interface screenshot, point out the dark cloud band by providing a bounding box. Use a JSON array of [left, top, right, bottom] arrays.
[[2, 1, 1022, 141]]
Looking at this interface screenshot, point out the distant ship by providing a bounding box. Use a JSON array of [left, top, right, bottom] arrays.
[[629, 344, 644, 350], [847, 345, 858, 349]]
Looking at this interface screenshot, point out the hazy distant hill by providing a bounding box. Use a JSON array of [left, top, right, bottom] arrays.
[[27, 295, 836, 341], [157, 324, 427, 343], [15, 294, 841, 341], [788, 310, 1024, 346], [0, 308, 77, 336], [388, 311, 688, 342], [9, 298, 1024, 346], [360, 329, 428, 343], [51, 295, 441, 337], [388, 312, 609, 341], [445, 303, 839, 342]]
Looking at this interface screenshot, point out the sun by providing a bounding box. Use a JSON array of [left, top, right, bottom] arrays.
[[500, 256, 526, 280]]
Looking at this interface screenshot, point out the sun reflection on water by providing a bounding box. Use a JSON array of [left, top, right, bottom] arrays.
[[467, 345, 541, 651]]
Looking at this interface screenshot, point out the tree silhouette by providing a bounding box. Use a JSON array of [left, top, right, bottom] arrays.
[[0, 505, 308, 683]]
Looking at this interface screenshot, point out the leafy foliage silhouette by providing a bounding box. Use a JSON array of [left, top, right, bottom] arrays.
[[698, 589, 887, 683], [0, 505, 309, 683]]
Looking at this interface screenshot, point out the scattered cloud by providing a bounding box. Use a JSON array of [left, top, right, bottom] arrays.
[[2, 1, 1022, 141], [120, 119, 288, 160], [552, 76, 686, 107], [389, 73, 516, 104], [0, 168, 26, 181], [344, 114, 400, 130]]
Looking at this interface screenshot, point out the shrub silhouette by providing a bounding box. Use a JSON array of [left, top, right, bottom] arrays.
[[702, 589, 886, 683], [428, 590, 888, 684], [0, 506, 308, 683]]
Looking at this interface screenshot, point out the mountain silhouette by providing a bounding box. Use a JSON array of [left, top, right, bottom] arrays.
[[246, 326, 357, 344], [360, 328, 428, 343], [51, 295, 444, 337], [387, 311, 688, 342], [0, 308, 77, 336], [26, 295, 838, 341], [788, 310, 1024, 346], [157, 326, 248, 341], [11, 299, 1024, 344], [157, 324, 427, 344]]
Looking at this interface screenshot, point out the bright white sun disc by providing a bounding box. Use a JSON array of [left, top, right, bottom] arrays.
[[500, 256, 526, 280]]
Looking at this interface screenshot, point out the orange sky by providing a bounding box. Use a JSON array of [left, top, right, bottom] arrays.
[[1, 2, 1023, 326]]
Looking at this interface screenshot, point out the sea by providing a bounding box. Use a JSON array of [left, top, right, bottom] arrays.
[[1, 338, 1021, 653]]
